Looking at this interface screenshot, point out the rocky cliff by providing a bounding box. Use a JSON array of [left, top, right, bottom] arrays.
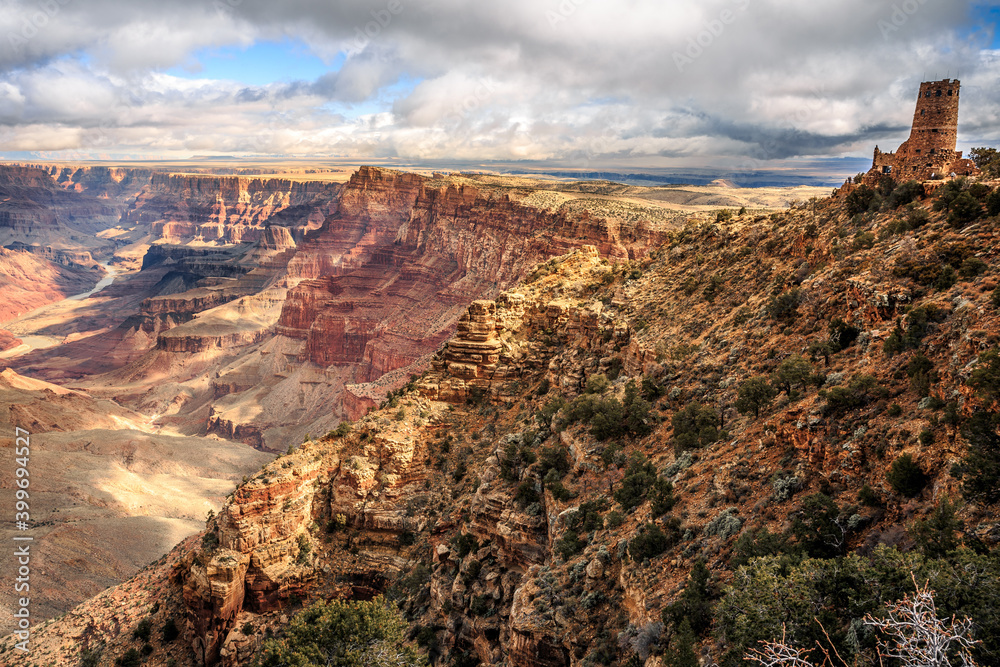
[[278, 167, 667, 382], [122, 173, 342, 244], [13, 177, 1000, 667]]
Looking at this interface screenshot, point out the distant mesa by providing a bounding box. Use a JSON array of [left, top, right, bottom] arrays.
[[864, 79, 978, 182], [708, 178, 738, 188]]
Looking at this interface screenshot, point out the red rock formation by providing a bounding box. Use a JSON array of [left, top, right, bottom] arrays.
[[0, 247, 103, 323], [123, 173, 342, 244], [0, 329, 22, 352], [278, 168, 665, 388]]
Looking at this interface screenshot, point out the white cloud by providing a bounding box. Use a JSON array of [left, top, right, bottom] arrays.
[[0, 0, 995, 165]]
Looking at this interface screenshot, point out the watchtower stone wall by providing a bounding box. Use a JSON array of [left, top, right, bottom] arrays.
[[865, 79, 978, 182]]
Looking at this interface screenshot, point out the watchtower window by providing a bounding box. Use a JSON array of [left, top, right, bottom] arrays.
[[882, 165, 892, 174], [932, 128, 938, 133], [948, 90, 954, 96], [921, 109, 925, 115], [915, 149, 921, 154], [935, 89, 942, 97], [925, 91, 931, 97]]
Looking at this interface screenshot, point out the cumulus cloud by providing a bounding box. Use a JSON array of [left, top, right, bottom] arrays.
[[0, 0, 996, 169]]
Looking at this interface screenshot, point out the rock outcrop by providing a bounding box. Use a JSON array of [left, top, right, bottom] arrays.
[[278, 168, 666, 384], [123, 173, 342, 244]]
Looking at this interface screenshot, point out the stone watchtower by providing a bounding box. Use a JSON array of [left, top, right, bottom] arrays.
[[868, 79, 978, 181]]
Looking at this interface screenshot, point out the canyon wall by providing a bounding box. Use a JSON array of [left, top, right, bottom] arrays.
[[278, 167, 667, 385], [122, 173, 342, 244]]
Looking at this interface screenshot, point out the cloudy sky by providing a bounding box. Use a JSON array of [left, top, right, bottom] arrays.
[[0, 0, 998, 177]]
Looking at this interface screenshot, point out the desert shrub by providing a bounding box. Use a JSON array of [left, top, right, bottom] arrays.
[[735, 377, 776, 418], [565, 382, 653, 441], [641, 375, 666, 402], [256, 597, 424, 667], [933, 177, 967, 212], [791, 493, 848, 558], [556, 529, 585, 559], [704, 508, 742, 540], [765, 288, 803, 321], [858, 484, 881, 507], [807, 340, 834, 366], [452, 532, 479, 559], [585, 373, 611, 395], [613, 455, 658, 511], [771, 473, 801, 501], [703, 274, 724, 302], [907, 205, 930, 228], [547, 480, 573, 501], [539, 445, 570, 479], [649, 477, 676, 516], [663, 619, 698, 667], [672, 402, 719, 451], [716, 546, 1000, 667], [515, 480, 540, 507], [588, 397, 627, 440], [773, 355, 815, 395], [887, 403, 903, 417], [605, 510, 624, 528], [853, 231, 876, 250], [884, 305, 945, 355], [116, 649, 142, 667], [330, 421, 352, 438], [993, 286, 1000, 309], [820, 374, 883, 414], [828, 318, 860, 351], [80, 646, 104, 667], [988, 188, 1000, 216], [662, 559, 715, 636], [911, 497, 961, 558], [162, 618, 180, 642], [133, 618, 152, 642], [500, 437, 537, 481], [947, 191, 984, 227], [959, 256, 988, 279], [628, 520, 680, 561], [845, 184, 877, 216], [934, 264, 957, 290], [537, 395, 566, 425], [729, 527, 790, 569], [682, 275, 700, 295], [887, 453, 929, 497], [906, 352, 936, 397], [570, 498, 609, 533], [886, 179, 922, 208], [621, 380, 654, 438], [959, 410, 1000, 504], [971, 147, 1000, 177], [970, 348, 1000, 404], [296, 534, 312, 564]]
